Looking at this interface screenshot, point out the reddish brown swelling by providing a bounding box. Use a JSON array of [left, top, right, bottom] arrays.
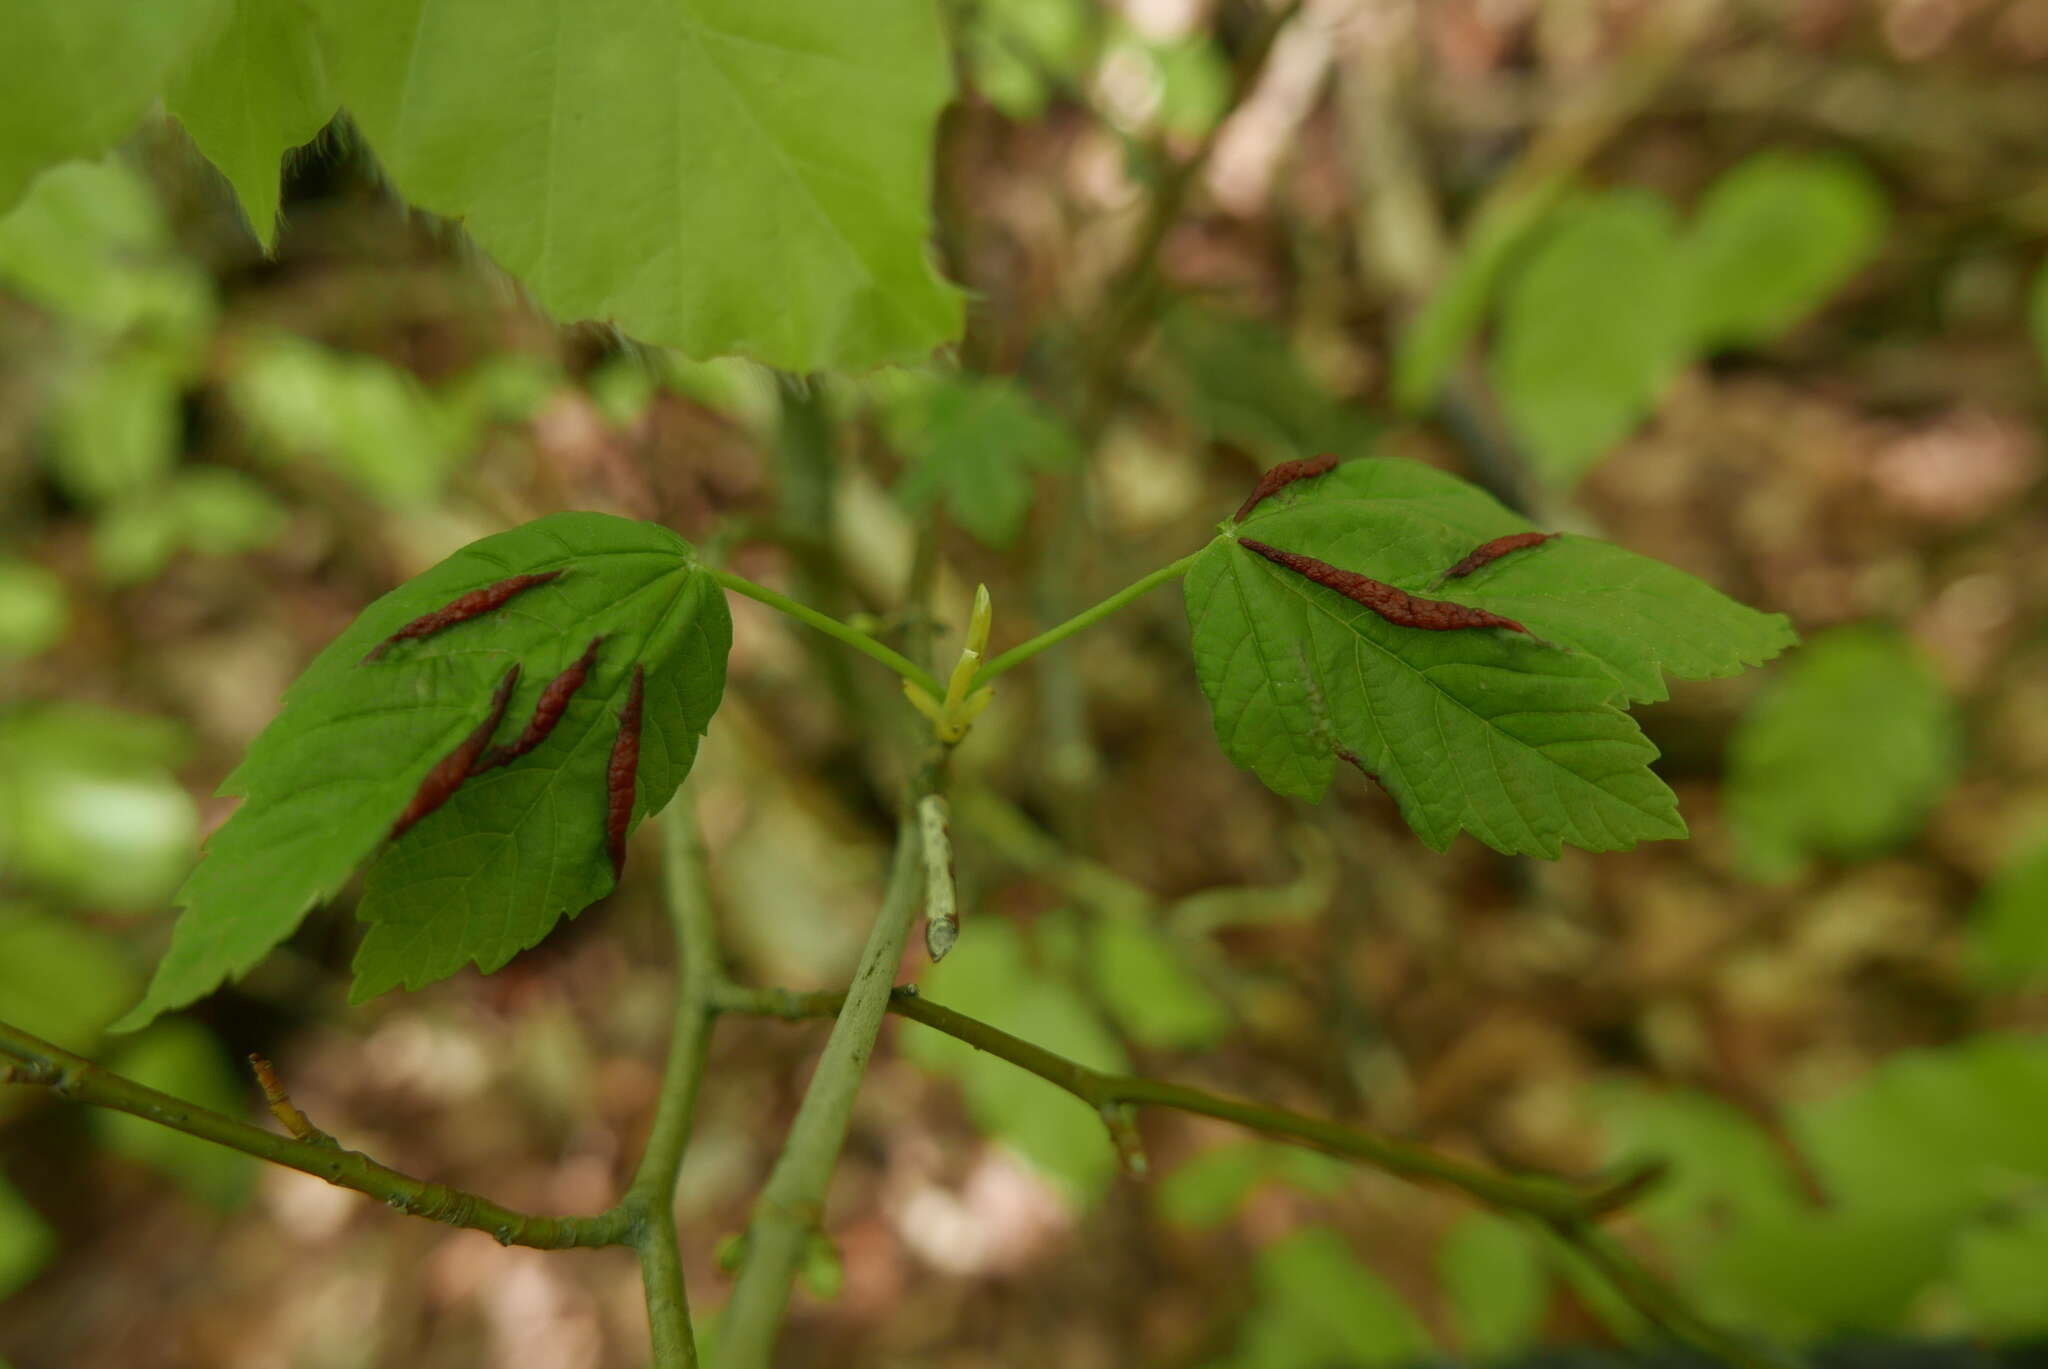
[[1333, 747, 1387, 790], [390, 666, 522, 839], [476, 637, 603, 771], [1232, 453, 1339, 523], [1438, 531, 1557, 581], [605, 665, 645, 877], [1238, 539, 1529, 635], [364, 571, 564, 660]]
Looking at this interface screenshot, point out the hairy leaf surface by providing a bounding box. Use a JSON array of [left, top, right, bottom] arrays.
[[1185, 459, 1794, 856], [118, 514, 729, 1028]]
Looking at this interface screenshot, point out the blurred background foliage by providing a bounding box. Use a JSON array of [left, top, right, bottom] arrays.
[[4, 1, 2048, 1367]]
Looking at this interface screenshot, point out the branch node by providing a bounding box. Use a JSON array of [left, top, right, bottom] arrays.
[[248, 1053, 334, 1145], [1, 1060, 55, 1086], [1101, 1102, 1149, 1177]]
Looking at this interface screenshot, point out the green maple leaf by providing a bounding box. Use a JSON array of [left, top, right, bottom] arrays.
[[888, 374, 1078, 549], [309, 0, 962, 371], [0, 0, 226, 214], [1185, 458, 1794, 856], [166, 0, 336, 250], [116, 513, 730, 1029]]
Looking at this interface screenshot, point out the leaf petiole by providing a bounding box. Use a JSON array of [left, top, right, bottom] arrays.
[[706, 567, 944, 698], [970, 544, 1218, 689]]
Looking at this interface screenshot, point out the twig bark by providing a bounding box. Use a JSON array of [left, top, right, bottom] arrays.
[[0, 1020, 629, 1250], [713, 819, 929, 1369], [619, 797, 731, 1368], [716, 983, 1650, 1224]]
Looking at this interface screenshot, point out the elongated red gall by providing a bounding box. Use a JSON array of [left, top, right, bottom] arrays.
[[1238, 539, 1528, 634], [1437, 531, 1557, 583], [390, 666, 521, 839], [605, 665, 645, 877], [364, 571, 564, 661], [477, 636, 603, 772], [1233, 454, 1338, 522]]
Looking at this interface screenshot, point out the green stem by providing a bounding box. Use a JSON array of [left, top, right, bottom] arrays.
[[708, 566, 944, 699], [972, 546, 1212, 689], [636, 1205, 695, 1369], [0, 1020, 628, 1250], [630, 800, 725, 1207], [1549, 1220, 1800, 1369], [620, 798, 728, 1368], [712, 985, 1650, 1225], [715, 822, 927, 1369]]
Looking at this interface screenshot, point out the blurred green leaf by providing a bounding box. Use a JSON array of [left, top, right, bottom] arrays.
[[1591, 1085, 1805, 1237], [1155, 1141, 1270, 1229], [1592, 1038, 2048, 1340], [94, 1021, 257, 1209], [165, 0, 334, 249], [1949, 1207, 2048, 1337], [91, 469, 288, 584], [0, 160, 215, 343], [0, 1, 225, 213], [167, 468, 289, 555], [1725, 624, 1959, 880], [902, 919, 1127, 1203], [1490, 190, 1686, 487], [2030, 257, 2048, 380], [90, 499, 184, 585], [887, 373, 1078, 549], [1681, 151, 1886, 350], [1796, 1034, 2048, 1229], [0, 905, 141, 1053], [1157, 305, 1377, 461], [966, 0, 1096, 120], [588, 356, 661, 428], [1440, 1214, 1548, 1357], [1088, 918, 1230, 1050], [657, 354, 778, 432], [1145, 36, 1231, 139], [1228, 1227, 1434, 1369], [1156, 1140, 1350, 1231], [0, 703, 198, 911], [1971, 837, 2048, 989], [443, 353, 562, 429], [1391, 186, 1563, 414], [49, 351, 184, 505], [0, 1174, 56, 1302], [0, 561, 67, 661], [229, 333, 469, 505], [1694, 1207, 1947, 1340]]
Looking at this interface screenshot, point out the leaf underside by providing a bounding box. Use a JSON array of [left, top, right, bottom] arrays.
[[117, 512, 730, 1029], [311, 0, 963, 371], [1186, 459, 1795, 857]]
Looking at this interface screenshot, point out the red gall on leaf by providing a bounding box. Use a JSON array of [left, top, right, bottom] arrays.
[[1238, 538, 1529, 635], [476, 636, 603, 772], [390, 665, 521, 839], [363, 571, 564, 661], [1436, 531, 1558, 583], [606, 665, 645, 878], [1232, 453, 1338, 523], [1334, 747, 1387, 790]]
